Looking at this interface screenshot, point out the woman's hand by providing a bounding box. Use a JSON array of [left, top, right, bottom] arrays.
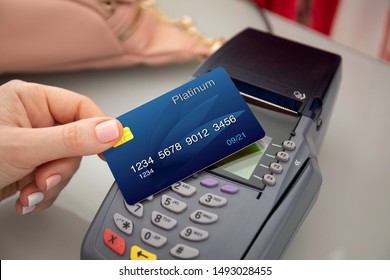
[[0, 80, 123, 214]]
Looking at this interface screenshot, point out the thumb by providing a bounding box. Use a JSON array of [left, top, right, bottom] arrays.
[[18, 118, 123, 166]]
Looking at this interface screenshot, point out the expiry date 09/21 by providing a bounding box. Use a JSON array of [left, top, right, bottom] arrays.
[[130, 114, 239, 176]]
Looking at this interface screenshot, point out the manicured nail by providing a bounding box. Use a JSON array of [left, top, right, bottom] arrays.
[[45, 174, 61, 191], [95, 120, 120, 144], [27, 192, 44, 207], [22, 205, 36, 215]]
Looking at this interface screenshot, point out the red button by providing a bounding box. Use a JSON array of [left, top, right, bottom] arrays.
[[103, 228, 126, 256]]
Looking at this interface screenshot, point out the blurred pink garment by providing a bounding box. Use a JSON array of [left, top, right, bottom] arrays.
[[0, 0, 222, 74]]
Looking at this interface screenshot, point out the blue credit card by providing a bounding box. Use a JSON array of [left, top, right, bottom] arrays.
[[103, 67, 265, 205]]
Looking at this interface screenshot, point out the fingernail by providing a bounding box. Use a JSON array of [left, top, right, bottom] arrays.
[[46, 174, 61, 191], [27, 192, 44, 207], [95, 120, 120, 144], [22, 205, 36, 215]]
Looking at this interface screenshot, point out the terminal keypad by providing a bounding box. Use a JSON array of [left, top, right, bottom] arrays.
[[102, 139, 297, 259]]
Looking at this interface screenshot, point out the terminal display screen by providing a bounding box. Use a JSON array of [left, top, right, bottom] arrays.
[[214, 136, 272, 180]]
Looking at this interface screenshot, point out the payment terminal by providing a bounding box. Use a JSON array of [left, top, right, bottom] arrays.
[[81, 28, 341, 259]]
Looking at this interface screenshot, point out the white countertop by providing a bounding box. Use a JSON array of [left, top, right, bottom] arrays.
[[1, 0, 389, 259]]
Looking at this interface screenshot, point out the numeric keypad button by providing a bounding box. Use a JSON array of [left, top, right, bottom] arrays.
[[124, 202, 144, 218], [151, 211, 177, 230], [171, 181, 197, 197], [190, 209, 218, 224], [161, 194, 187, 213], [141, 228, 167, 248], [199, 193, 227, 208], [180, 226, 209, 241]]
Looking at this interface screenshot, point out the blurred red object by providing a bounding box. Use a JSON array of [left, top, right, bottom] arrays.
[[250, 0, 339, 35], [380, 8, 390, 62]]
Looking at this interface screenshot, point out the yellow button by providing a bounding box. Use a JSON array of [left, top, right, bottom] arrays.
[[114, 127, 134, 148], [130, 245, 157, 260]]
